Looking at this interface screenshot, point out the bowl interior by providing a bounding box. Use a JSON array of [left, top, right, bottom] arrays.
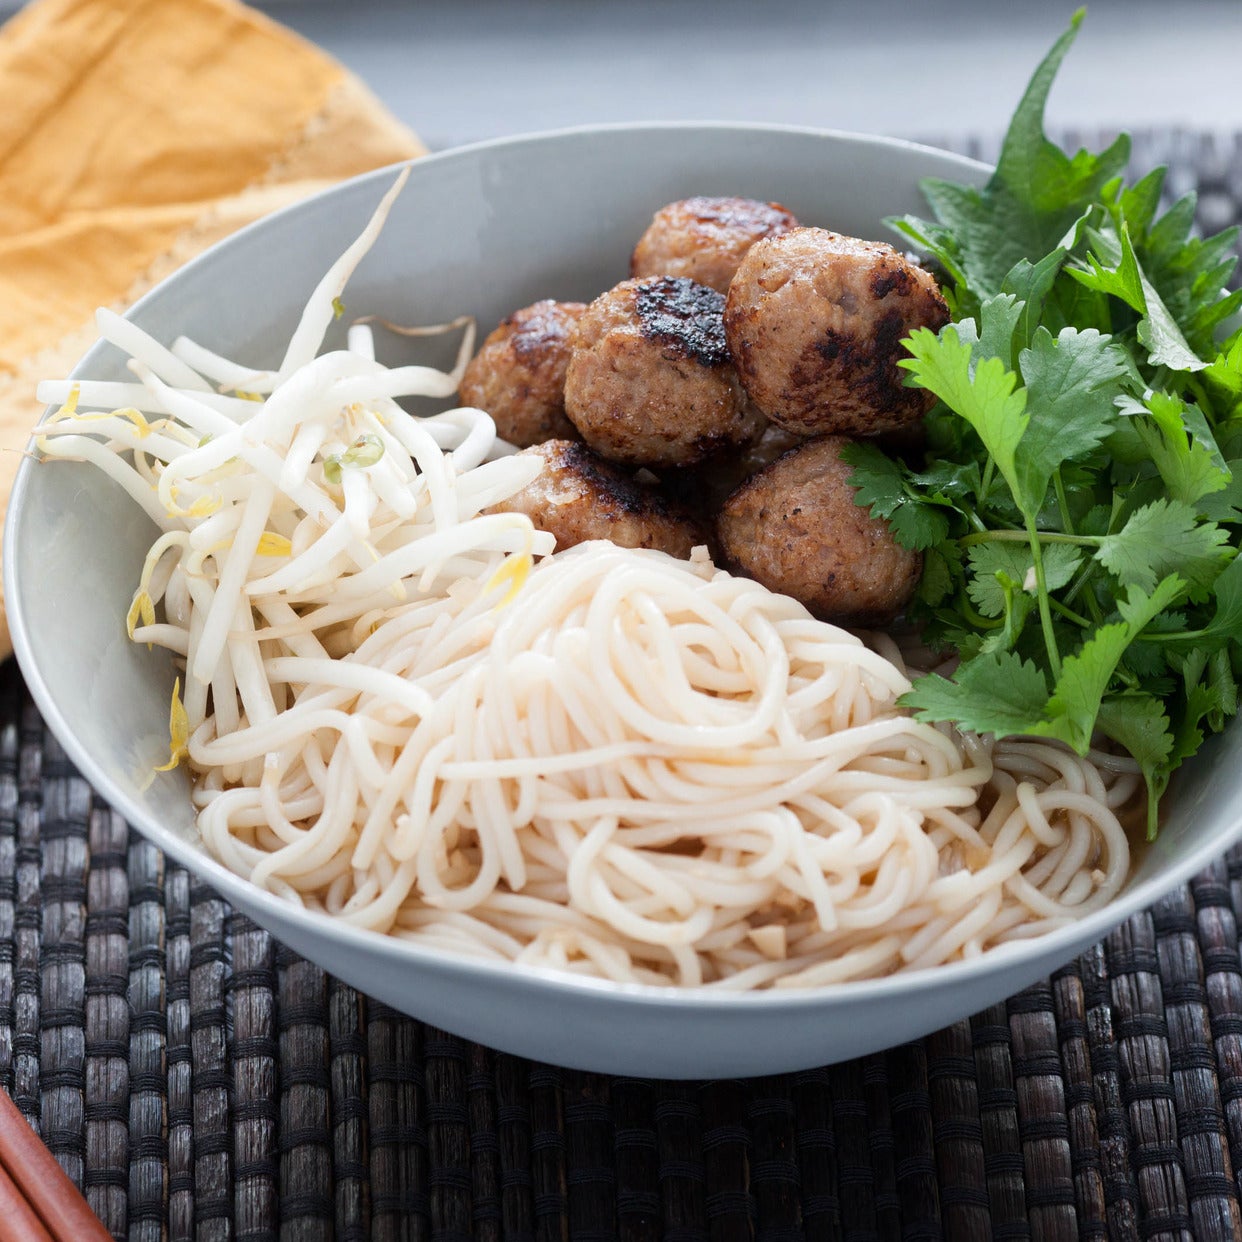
[[8, 123, 1242, 1075], [12, 123, 998, 850]]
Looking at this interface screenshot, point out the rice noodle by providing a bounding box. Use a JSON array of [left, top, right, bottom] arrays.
[[34, 170, 1135, 989]]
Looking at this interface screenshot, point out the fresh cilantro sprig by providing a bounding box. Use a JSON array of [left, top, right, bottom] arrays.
[[847, 9, 1242, 837]]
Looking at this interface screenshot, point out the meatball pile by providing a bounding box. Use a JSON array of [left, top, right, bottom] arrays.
[[725, 228, 948, 438], [564, 276, 762, 468], [717, 436, 922, 625], [463, 195, 949, 626], [459, 300, 585, 447], [499, 440, 705, 560], [630, 195, 798, 293]]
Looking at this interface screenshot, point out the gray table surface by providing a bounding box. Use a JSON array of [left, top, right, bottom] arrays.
[[249, 0, 1242, 152]]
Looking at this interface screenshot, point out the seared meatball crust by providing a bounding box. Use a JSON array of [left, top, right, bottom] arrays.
[[630, 196, 799, 294], [458, 299, 586, 447], [716, 435, 921, 626], [489, 439, 706, 559], [723, 227, 950, 438], [564, 276, 763, 469]]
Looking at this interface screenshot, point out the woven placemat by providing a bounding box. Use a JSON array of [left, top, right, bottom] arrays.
[[4, 131, 1242, 1242]]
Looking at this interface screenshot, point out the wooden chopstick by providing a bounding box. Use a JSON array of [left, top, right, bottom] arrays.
[[0, 1090, 112, 1242], [0, 1161, 55, 1242]]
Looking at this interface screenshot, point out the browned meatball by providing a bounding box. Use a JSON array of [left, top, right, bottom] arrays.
[[716, 436, 921, 625], [723, 228, 950, 438], [664, 421, 806, 519], [563, 277, 763, 469], [458, 300, 586, 447], [489, 440, 706, 559], [630, 196, 799, 294]]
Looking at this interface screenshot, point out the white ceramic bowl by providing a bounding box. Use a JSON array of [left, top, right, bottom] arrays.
[[8, 124, 1242, 1078]]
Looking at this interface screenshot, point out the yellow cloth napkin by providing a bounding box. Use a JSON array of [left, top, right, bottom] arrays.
[[0, 0, 424, 658]]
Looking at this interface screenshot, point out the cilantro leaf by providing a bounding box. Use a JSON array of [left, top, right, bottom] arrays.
[[1033, 541, 1085, 593], [1116, 572, 1188, 632], [1036, 622, 1132, 751], [1096, 694, 1174, 773], [1095, 500, 1231, 594], [976, 294, 1024, 367], [965, 543, 1029, 618], [1129, 392, 1230, 507], [1198, 463, 1242, 522], [900, 651, 1050, 737], [1095, 694, 1175, 838], [886, 501, 950, 551], [1163, 648, 1240, 785], [1207, 646, 1238, 725], [1189, 554, 1242, 643], [1014, 325, 1127, 504], [878, 12, 1242, 833], [916, 546, 956, 607], [1036, 577, 1185, 752], [901, 325, 1029, 506], [967, 541, 1082, 617], [908, 458, 983, 505], [841, 441, 951, 551]]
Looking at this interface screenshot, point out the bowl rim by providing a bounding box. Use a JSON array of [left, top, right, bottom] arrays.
[[8, 119, 1240, 1013]]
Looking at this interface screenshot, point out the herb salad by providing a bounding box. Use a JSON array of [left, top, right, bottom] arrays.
[[844, 10, 1242, 837]]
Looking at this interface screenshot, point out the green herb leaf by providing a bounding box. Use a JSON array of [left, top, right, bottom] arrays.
[[1001, 248, 1068, 353], [901, 325, 1030, 506], [990, 10, 1129, 221], [899, 10, 1128, 304], [879, 11, 1242, 834], [1036, 576, 1184, 752], [1036, 621, 1131, 751], [1130, 392, 1230, 507], [1014, 325, 1127, 505], [843, 442, 952, 551], [1069, 221, 1146, 310], [1136, 271, 1208, 373], [916, 546, 956, 607], [1189, 555, 1242, 643], [1095, 693, 1174, 838], [975, 294, 1024, 367], [1096, 500, 1230, 594], [967, 541, 1082, 617], [1205, 333, 1242, 401], [901, 650, 1050, 737]]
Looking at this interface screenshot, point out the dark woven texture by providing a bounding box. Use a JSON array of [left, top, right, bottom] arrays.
[[4, 130, 1242, 1241]]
